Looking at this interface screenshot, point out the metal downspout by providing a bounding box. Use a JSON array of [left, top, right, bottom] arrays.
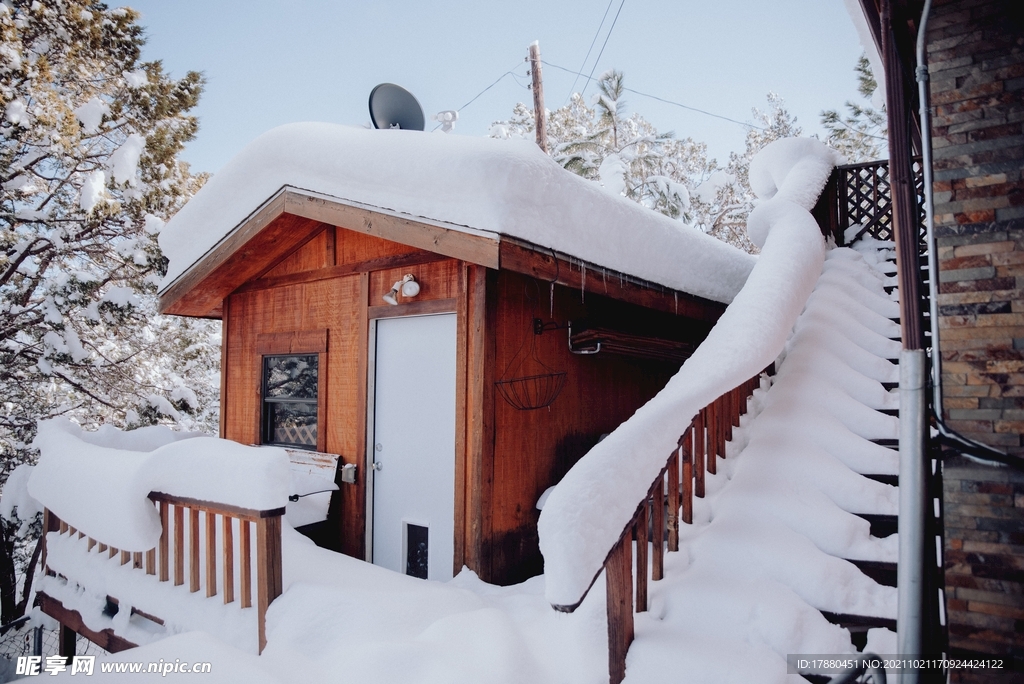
[[898, 349, 927, 684]]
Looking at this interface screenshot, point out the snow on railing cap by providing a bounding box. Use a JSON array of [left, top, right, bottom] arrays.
[[746, 138, 840, 248], [28, 419, 290, 551]]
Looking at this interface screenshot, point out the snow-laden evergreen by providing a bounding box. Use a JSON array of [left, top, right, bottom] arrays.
[[0, 0, 218, 624], [491, 72, 804, 253]]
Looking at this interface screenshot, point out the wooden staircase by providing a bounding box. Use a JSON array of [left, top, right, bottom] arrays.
[[824, 242, 903, 654]]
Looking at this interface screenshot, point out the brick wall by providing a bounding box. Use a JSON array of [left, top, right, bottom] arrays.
[[927, 0, 1024, 678], [930, 0, 1024, 454], [943, 457, 1024, 674]]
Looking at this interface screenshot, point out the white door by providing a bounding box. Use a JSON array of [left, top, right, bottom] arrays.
[[369, 314, 457, 581]]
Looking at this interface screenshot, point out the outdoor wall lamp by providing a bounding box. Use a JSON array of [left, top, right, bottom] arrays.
[[382, 274, 420, 305]]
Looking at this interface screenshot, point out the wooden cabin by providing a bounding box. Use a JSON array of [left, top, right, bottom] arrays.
[[158, 128, 749, 585]]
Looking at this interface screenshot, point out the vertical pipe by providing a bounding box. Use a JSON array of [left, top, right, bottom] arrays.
[[898, 349, 928, 684]]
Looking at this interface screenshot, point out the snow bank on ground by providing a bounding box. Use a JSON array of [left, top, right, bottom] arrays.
[[28, 419, 289, 551], [539, 138, 840, 608], [158, 123, 755, 304], [50, 632, 278, 682], [261, 527, 607, 684]]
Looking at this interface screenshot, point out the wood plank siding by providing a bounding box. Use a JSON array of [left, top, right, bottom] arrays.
[[188, 201, 724, 583]]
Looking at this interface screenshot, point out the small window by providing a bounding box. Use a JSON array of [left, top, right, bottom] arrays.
[[262, 354, 319, 449]]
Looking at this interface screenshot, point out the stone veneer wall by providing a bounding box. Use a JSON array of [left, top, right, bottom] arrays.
[[927, 0, 1024, 677]]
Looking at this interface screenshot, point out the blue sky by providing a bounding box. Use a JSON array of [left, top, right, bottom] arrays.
[[127, 0, 866, 174]]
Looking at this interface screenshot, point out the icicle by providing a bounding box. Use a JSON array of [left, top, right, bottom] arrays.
[[602, 268, 608, 293], [674, 291, 678, 315], [581, 263, 586, 303], [549, 281, 555, 318]]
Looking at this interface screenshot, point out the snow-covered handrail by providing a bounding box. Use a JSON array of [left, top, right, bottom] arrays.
[[537, 138, 839, 682], [598, 377, 763, 683]]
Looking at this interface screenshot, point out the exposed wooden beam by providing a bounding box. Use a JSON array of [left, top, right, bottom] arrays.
[[282, 191, 499, 270], [233, 250, 447, 295], [882, 0, 924, 350]]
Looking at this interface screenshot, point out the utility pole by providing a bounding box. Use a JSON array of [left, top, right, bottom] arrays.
[[528, 41, 549, 154]]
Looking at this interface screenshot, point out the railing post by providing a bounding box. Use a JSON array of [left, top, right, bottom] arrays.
[[189, 508, 200, 593], [681, 437, 693, 526], [58, 623, 75, 664], [605, 535, 633, 684], [635, 505, 648, 613], [256, 514, 283, 654], [694, 410, 706, 497], [651, 476, 664, 581], [667, 448, 680, 551], [707, 401, 718, 475]]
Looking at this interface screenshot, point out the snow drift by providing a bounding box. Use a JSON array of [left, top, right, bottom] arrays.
[[158, 123, 755, 304]]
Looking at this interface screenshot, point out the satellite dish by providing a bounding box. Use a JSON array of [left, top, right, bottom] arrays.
[[368, 83, 425, 131]]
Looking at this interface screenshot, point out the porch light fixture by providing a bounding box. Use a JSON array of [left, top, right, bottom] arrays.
[[382, 274, 420, 305]]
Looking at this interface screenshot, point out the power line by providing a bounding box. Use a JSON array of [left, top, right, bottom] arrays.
[[432, 61, 527, 131], [566, 0, 616, 104], [543, 60, 765, 131], [582, 0, 626, 97]]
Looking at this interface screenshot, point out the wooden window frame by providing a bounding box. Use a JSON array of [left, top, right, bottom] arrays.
[[256, 330, 328, 453]]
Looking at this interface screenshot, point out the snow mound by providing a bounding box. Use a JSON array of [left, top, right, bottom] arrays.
[[539, 137, 837, 608], [28, 419, 290, 551], [158, 123, 755, 304]]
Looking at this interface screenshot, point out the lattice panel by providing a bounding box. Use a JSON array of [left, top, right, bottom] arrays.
[[843, 162, 893, 242], [840, 159, 927, 253]]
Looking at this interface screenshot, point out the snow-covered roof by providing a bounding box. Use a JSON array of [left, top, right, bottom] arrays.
[[159, 123, 755, 305]]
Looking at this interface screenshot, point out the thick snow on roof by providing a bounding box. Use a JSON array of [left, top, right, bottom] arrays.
[[158, 123, 755, 304]]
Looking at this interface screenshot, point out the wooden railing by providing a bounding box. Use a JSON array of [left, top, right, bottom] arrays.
[[597, 374, 763, 684], [39, 493, 284, 654]]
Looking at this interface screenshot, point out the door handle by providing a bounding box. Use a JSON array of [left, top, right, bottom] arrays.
[[372, 461, 383, 471]]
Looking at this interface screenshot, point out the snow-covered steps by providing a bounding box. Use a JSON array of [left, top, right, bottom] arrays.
[[616, 241, 904, 682], [848, 559, 898, 587], [854, 512, 898, 538]]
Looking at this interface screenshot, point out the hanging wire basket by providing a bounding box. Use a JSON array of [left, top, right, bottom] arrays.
[[494, 284, 567, 410], [495, 371, 566, 411]]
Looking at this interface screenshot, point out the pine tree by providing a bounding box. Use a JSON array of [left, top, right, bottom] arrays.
[[0, 2, 218, 619], [492, 75, 802, 254], [691, 92, 803, 251], [492, 71, 711, 227], [820, 55, 888, 162]]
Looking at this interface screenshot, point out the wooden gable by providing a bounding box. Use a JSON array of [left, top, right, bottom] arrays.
[[159, 190, 501, 318]]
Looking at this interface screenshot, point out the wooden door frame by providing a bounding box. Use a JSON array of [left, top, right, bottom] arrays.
[[363, 301, 462, 569]]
